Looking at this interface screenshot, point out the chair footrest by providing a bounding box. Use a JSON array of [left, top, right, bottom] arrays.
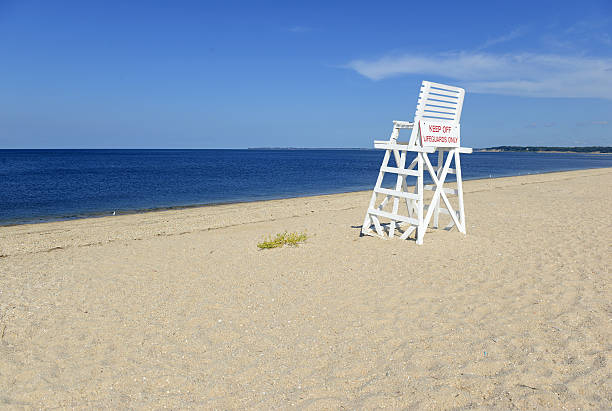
[[367, 208, 418, 226]]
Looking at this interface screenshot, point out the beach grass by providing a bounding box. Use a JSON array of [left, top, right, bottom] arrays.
[[257, 231, 307, 249]]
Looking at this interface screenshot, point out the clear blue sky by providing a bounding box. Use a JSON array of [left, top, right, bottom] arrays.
[[1, 0, 611, 148]]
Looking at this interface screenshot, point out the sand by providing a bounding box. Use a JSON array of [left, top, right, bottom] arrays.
[[1, 168, 611, 409]]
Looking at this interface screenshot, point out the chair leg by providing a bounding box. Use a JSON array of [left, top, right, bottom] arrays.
[[433, 149, 443, 228], [416, 153, 425, 245], [454, 148, 466, 234]]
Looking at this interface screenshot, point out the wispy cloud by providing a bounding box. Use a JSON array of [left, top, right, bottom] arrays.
[[287, 26, 313, 33], [345, 52, 612, 99], [576, 120, 609, 126], [477, 27, 525, 50], [542, 18, 612, 51], [525, 122, 556, 128]]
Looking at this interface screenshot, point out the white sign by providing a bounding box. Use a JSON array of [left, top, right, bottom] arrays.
[[419, 120, 460, 147]]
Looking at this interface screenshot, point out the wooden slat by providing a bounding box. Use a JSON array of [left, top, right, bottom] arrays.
[[420, 93, 459, 103], [454, 145, 466, 234], [435, 147, 473, 154], [392, 120, 413, 128], [426, 81, 464, 92], [368, 208, 419, 226], [432, 166, 456, 174], [416, 111, 455, 120], [399, 225, 417, 240], [389, 148, 408, 238], [376, 196, 390, 210], [381, 166, 420, 176], [418, 99, 458, 109], [428, 88, 461, 97], [424, 184, 458, 195], [423, 106, 457, 114], [373, 142, 435, 153], [424, 204, 453, 216], [375, 187, 419, 200], [370, 214, 384, 236]]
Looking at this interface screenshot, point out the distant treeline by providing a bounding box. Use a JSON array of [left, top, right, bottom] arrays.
[[482, 146, 612, 153]]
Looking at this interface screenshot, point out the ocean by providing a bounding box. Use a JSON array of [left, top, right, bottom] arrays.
[[1, 149, 611, 225]]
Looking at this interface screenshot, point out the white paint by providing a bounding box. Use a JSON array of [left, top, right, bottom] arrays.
[[361, 80, 472, 244]]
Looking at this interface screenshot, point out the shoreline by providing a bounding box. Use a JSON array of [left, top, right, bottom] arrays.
[[2, 166, 611, 228], [1, 167, 610, 259]]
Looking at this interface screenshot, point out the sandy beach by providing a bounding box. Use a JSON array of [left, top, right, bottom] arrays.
[[0, 168, 610, 409]]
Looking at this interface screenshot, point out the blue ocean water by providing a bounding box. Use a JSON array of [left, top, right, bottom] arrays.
[[1, 149, 611, 225]]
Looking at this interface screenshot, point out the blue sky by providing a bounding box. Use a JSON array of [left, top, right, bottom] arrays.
[[0, 0, 611, 148]]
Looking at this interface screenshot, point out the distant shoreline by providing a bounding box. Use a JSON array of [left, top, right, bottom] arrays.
[[247, 146, 612, 154], [476, 146, 612, 154], [0, 147, 609, 153]]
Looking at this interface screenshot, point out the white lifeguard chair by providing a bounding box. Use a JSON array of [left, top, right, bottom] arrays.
[[361, 81, 472, 244]]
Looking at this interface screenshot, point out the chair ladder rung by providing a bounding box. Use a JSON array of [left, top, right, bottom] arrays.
[[375, 187, 419, 201], [381, 166, 419, 176], [368, 208, 418, 226]]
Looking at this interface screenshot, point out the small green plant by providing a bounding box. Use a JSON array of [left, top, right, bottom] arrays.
[[257, 231, 307, 249]]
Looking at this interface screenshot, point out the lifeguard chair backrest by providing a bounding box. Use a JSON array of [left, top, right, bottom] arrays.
[[415, 81, 465, 125]]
